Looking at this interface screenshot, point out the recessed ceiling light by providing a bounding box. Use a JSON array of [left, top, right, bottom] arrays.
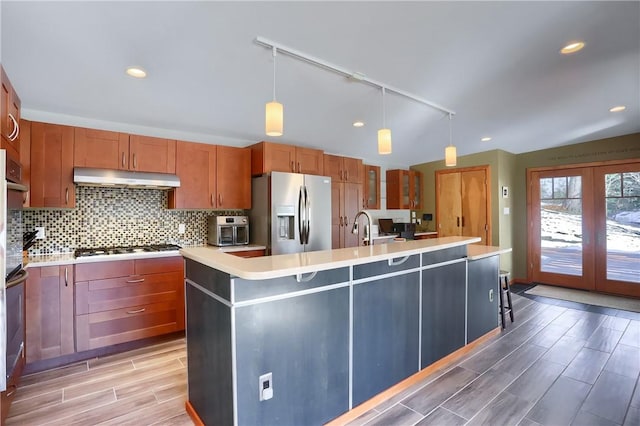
[[609, 105, 626, 113], [481, 137, 492, 142], [126, 66, 147, 78], [353, 121, 365, 128], [560, 41, 585, 54]]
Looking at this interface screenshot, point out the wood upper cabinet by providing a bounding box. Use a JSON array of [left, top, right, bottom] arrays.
[[1, 65, 21, 165], [169, 141, 217, 209], [250, 141, 324, 176], [386, 169, 423, 210], [30, 122, 75, 208], [20, 119, 31, 207], [26, 265, 75, 363], [323, 154, 363, 184], [74, 127, 129, 170], [128, 135, 176, 173], [216, 145, 251, 209], [364, 165, 381, 210], [331, 182, 362, 249]]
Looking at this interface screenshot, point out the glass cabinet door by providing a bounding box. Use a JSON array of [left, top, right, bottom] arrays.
[[364, 165, 380, 209], [412, 170, 423, 209], [402, 171, 410, 208]]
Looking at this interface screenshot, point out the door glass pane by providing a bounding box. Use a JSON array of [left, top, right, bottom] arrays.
[[605, 172, 640, 283], [367, 169, 377, 206], [540, 176, 582, 276], [402, 173, 410, 206]]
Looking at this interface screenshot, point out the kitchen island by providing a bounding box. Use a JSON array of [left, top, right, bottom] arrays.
[[180, 237, 509, 426]]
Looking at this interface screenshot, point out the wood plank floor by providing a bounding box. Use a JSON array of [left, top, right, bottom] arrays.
[[7, 292, 640, 425]]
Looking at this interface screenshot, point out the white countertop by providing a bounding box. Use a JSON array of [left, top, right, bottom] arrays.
[[180, 236, 481, 280], [466, 245, 512, 260], [25, 250, 182, 267]]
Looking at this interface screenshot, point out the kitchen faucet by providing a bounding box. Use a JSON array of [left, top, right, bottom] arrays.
[[351, 210, 373, 246]]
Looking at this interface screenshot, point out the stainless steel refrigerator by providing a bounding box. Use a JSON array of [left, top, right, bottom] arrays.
[[250, 172, 332, 255]]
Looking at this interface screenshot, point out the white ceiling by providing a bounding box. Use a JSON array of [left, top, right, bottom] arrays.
[[2, 1, 639, 168]]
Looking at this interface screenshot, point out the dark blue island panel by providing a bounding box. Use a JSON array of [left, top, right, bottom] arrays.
[[467, 255, 499, 342], [352, 271, 420, 406]]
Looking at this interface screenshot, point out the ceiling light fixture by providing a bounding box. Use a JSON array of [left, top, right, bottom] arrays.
[[481, 137, 492, 142], [378, 87, 392, 155], [353, 121, 365, 128], [255, 36, 456, 153], [560, 41, 585, 54], [609, 105, 626, 113], [126, 66, 147, 78], [445, 114, 457, 167], [265, 46, 283, 137]]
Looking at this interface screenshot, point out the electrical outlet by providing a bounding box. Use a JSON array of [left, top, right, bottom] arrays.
[[259, 372, 273, 401], [178, 223, 186, 234], [35, 227, 45, 240]]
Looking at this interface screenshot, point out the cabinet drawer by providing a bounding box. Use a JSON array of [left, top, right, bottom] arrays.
[[353, 254, 419, 280], [76, 271, 182, 314], [422, 246, 467, 266], [76, 301, 180, 351], [135, 256, 183, 274], [75, 260, 134, 281], [228, 249, 265, 258]]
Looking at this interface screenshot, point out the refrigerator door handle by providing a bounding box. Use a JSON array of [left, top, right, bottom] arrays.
[[298, 186, 305, 245], [304, 185, 310, 244]]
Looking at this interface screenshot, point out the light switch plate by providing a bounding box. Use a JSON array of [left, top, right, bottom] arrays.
[[178, 223, 186, 234], [35, 226, 45, 240]]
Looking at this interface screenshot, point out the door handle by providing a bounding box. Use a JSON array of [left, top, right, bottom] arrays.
[[8, 113, 19, 141], [298, 187, 304, 245], [127, 308, 146, 314], [461, 216, 465, 227], [291, 161, 295, 172], [122, 152, 126, 168], [64, 267, 68, 287], [126, 278, 145, 283], [295, 271, 318, 282], [489, 288, 494, 302], [133, 153, 137, 169], [344, 216, 348, 226], [297, 162, 301, 173], [457, 217, 460, 227], [388, 256, 410, 266], [65, 188, 69, 205]]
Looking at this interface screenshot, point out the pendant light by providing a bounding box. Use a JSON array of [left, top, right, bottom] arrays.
[[265, 46, 283, 137], [378, 87, 392, 155], [445, 113, 457, 167]]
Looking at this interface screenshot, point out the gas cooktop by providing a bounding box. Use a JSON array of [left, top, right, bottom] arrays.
[[74, 244, 181, 258]]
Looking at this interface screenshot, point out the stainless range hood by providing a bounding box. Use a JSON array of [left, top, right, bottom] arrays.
[[73, 168, 180, 189]]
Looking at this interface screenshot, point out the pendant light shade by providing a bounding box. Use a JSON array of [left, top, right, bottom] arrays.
[[378, 87, 392, 155], [265, 47, 283, 137], [378, 128, 392, 155], [445, 113, 457, 167]]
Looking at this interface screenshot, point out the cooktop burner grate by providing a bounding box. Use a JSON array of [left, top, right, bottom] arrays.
[[74, 244, 181, 257]]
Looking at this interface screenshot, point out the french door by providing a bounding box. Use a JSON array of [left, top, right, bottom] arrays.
[[529, 161, 640, 297]]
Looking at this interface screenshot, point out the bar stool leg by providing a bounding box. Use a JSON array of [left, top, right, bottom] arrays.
[[498, 276, 506, 329], [505, 276, 514, 322]]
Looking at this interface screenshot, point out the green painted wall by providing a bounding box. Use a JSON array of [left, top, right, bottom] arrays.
[[411, 132, 640, 282]]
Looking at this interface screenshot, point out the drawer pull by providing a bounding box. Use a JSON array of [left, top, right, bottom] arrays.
[[127, 308, 146, 314], [388, 256, 410, 266], [126, 278, 145, 283], [295, 271, 318, 283]]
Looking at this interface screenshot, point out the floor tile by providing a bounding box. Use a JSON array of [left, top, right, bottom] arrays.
[[442, 368, 514, 420], [525, 376, 591, 426], [564, 314, 606, 340], [580, 371, 636, 425], [619, 321, 640, 347], [615, 310, 640, 321], [585, 326, 624, 353], [518, 417, 542, 426], [345, 408, 380, 426], [402, 366, 479, 415], [571, 410, 620, 426], [415, 407, 466, 426], [604, 344, 640, 379], [366, 403, 422, 426], [631, 376, 640, 408], [624, 406, 640, 426], [528, 324, 567, 348], [600, 316, 631, 332], [541, 335, 586, 365], [562, 347, 610, 385], [489, 344, 547, 378], [506, 358, 566, 403], [467, 391, 533, 426], [373, 368, 445, 412]]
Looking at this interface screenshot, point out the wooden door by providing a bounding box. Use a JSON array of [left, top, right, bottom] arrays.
[[217, 146, 251, 209], [128, 135, 176, 173], [169, 141, 216, 209], [461, 170, 488, 244], [343, 157, 363, 184], [74, 127, 129, 170], [323, 154, 344, 182], [295, 147, 324, 175], [437, 172, 462, 237], [364, 165, 381, 209], [30, 122, 75, 208], [330, 182, 342, 249], [343, 182, 363, 247], [25, 265, 75, 363], [263, 142, 296, 173]]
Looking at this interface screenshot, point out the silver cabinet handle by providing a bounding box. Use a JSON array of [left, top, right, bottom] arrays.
[[218, 193, 223, 206], [489, 288, 494, 302], [122, 152, 126, 168], [127, 308, 146, 314], [126, 278, 145, 283], [388, 256, 410, 266], [295, 271, 318, 282], [133, 153, 137, 169], [211, 193, 215, 207], [64, 267, 68, 287], [65, 188, 69, 204], [8, 113, 19, 141]]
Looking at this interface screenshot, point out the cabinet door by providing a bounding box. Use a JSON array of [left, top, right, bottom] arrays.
[[343, 157, 363, 184], [30, 122, 75, 208], [461, 170, 488, 244], [364, 165, 380, 210], [467, 256, 499, 342], [386, 169, 411, 209], [263, 142, 296, 173], [421, 261, 466, 367], [323, 154, 344, 182], [437, 172, 462, 237], [170, 141, 216, 209], [343, 182, 362, 248], [128, 135, 176, 173], [1, 66, 21, 162], [20, 119, 31, 207], [26, 265, 75, 363], [295, 147, 324, 175], [216, 146, 251, 209], [411, 170, 423, 209], [74, 127, 130, 170]]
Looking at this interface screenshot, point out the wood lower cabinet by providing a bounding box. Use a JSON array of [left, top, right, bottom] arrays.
[[386, 169, 422, 210], [250, 141, 324, 176], [323, 154, 363, 184], [26, 265, 75, 363], [30, 122, 75, 208], [74, 127, 129, 170], [331, 182, 362, 248], [75, 257, 184, 351], [1, 65, 21, 166], [436, 166, 490, 245], [228, 249, 265, 258]]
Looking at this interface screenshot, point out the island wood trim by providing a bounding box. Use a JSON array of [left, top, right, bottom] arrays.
[[325, 326, 502, 426], [185, 401, 205, 426]]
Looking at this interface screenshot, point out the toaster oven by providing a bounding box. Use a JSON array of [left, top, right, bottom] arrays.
[[207, 216, 249, 246]]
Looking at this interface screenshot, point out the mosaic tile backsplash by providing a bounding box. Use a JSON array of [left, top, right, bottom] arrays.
[[23, 186, 244, 254]]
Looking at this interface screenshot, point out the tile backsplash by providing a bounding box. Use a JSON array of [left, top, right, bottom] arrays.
[[23, 186, 243, 254]]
